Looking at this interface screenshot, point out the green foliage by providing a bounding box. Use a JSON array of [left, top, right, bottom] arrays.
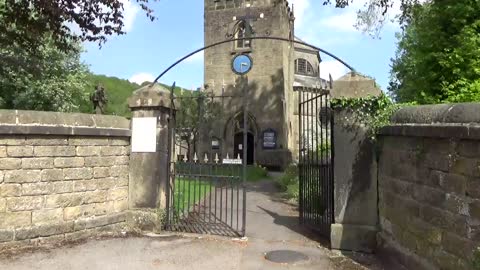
[[0, 0, 157, 53], [276, 164, 299, 201], [473, 247, 480, 270], [246, 165, 269, 182], [331, 94, 411, 139], [0, 38, 89, 112], [389, 0, 480, 104]]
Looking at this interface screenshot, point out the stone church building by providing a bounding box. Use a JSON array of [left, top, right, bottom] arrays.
[[198, 0, 379, 169]]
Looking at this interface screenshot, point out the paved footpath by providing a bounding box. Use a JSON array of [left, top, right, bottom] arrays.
[[0, 177, 384, 270]]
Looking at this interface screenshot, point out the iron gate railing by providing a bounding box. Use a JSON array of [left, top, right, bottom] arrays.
[[298, 87, 334, 238], [166, 158, 245, 236], [165, 85, 248, 237]]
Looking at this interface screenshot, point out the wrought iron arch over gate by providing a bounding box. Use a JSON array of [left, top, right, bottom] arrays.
[[297, 86, 334, 239]]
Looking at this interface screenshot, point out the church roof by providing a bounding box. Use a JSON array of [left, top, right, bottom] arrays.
[[294, 36, 321, 62], [293, 74, 328, 89], [331, 72, 382, 99]]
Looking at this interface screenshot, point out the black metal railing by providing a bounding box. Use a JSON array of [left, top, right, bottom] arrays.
[[298, 87, 334, 239], [165, 158, 245, 237]]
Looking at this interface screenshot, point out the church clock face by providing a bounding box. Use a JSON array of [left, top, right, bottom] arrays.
[[232, 54, 253, 75]]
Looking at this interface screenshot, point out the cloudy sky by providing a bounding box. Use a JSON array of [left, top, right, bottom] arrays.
[[81, 0, 402, 90]]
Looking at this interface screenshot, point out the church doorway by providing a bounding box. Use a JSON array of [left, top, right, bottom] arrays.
[[234, 132, 254, 165]]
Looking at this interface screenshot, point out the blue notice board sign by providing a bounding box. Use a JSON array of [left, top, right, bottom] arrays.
[[263, 129, 277, 149]]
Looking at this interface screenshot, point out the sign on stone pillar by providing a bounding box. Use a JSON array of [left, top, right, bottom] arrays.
[[127, 84, 177, 221]]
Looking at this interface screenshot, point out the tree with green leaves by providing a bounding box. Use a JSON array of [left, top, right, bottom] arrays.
[[0, 37, 89, 112], [176, 91, 222, 160], [389, 0, 480, 104]]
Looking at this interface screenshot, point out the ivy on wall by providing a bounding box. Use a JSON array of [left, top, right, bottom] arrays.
[[331, 94, 413, 140]]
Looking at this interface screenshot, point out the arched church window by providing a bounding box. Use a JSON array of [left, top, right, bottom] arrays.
[[294, 58, 316, 77], [234, 21, 251, 49]]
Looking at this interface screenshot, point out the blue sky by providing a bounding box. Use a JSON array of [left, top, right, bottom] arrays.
[[81, 0, 402, 91]]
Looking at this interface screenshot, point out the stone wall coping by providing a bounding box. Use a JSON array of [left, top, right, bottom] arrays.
[[0, 110, 131, 137], [379, 124, 480, 140], [128, 84, 178, 110], [391, 103, 480, 124]]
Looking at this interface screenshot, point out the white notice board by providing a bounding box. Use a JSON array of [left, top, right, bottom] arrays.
[[131, 117, 157, 152]]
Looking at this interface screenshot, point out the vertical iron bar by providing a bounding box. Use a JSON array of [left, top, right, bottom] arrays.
[[329, 94, 335, 235], [241, 75, 248, 236], [315, 92, 320, 228], [165, 84, 175, 229], [298, 88, 303, 224]]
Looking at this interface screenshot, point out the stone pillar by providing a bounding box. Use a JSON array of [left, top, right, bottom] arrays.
[[330, 72, 382, 253], [127, 84, 176, 231]]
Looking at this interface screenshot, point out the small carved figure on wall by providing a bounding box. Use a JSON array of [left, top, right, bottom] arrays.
[[90, 83, 108, 114]]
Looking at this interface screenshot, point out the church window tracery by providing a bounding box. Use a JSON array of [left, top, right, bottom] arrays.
[[294, 58, 317, 77], [234, 20, 251, 49]]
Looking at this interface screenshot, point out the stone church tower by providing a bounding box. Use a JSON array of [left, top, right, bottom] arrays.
[[202, 0, 296, 169]]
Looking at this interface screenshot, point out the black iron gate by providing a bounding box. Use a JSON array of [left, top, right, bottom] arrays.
[[165, 87, 247, 237], [298, 87, 334, 238]]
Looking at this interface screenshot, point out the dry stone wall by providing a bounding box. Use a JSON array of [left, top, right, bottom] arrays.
[[0, 110, 131, 250], [378, 104, 480, 270]]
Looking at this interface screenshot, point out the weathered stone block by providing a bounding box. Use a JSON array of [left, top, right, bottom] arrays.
[[64, 168, 93, 180], [45, 193, 83, 208], [0, 198, 6, 212], [451, 157, 480, 177], [114, 156, 129, 165], [386, 178, 414, 198], [407, 218, 442, 245], [0, 158, 21, 170], [51, 181, 74, 194], [0, 212, 32, 228], [442, 232, 475, 260], [15, 222, 74, 240], [7, 146, 34, 157], [54, 157, 84, 168], [109, 139, 130, 146], [41, 169, 64, 181], [94, 178, 117, 190], [69, 138, 108, 146], [421, 205, 469, 237], [470, 200, 480, 220], [76, 146, 101, 157], [0, 137, 26, 146], [330, 223, 377, 253], [75, 213, 126, 231], [457, 140, 480, 158], [84, 157, 115, 167], [424, 153, 453, 172], [0, 184, 21, 197], [5, 170, 41, 183], [83, 190, 107, 204], [34, 146, 76, 157], [113, 199, 128, 212], [116, 177, 129, 187], [413, 185, 445, 207], [94, 167, 110, 178], [32, 209, 64, 224], [0, 146, 6, 157], [6, 196, 44, 212], [64, 229, 95, 242], [93, 202, 114, 216], [22, 183, 54, 196], [26, 137, 68, 146], [64, 205, 95, 220], [21, 158, 54, 169], [467, 179, 480, 198], [101, 146, 127, 156], [432, 249, 469, 270], [0, 229, 14, 243], [37, 234, 65, 246], [445, 194, 469, 216], [108, 188, 128, 201], [110, 165, 128, 178]]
